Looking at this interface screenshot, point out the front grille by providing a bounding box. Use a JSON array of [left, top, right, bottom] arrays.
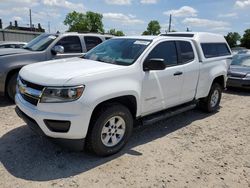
[[21, 93, 39, 106], [228, 72, 246, 78], [20, 77, 44, 90], [19, 78, 44, 106]]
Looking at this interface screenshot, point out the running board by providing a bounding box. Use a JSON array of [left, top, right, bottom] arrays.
[[142, 102, 197, 126]]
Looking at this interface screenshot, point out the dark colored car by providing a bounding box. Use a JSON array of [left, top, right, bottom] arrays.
[[227, 54, 250, 89]]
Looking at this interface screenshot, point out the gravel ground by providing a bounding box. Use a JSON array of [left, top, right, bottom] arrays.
[[0, 89, 250, 188]]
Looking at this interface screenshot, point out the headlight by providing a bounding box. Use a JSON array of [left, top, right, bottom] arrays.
[[245, 74, 250, 79], [40, 86, 84, 103]]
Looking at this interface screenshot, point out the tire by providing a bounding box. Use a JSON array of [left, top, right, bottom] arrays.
[[86, 104, 133, 156], [199, 83, 222, 113], [7, 73, 18, 102]]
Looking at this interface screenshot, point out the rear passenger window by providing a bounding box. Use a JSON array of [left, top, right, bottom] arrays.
[[178, 41, 194, 63], [84, 36, 102, 51], [201, 43, 230, 58], [147, 41, 178, 66], [56, 36, 82, 53]]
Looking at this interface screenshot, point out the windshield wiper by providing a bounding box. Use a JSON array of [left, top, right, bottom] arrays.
[[23, 46, 33, 51]]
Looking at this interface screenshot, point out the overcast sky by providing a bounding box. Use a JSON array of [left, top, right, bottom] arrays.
[[0, 0, 250, 35]]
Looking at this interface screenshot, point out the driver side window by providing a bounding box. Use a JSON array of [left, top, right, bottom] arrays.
[[55, 36, 82, 53], [147, 41, 178, 66]]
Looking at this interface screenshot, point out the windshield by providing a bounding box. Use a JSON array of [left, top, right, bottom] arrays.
[[84, 38, 151, 66], [231, 55, 250, 67], [23, 34, 58, 51]]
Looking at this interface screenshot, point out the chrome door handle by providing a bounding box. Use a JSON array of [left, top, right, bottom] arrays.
[[173, 71, 183, 76]]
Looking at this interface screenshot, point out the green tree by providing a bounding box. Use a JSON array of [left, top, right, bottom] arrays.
[[86, 11, 104, 33], [107, 29, 125, 36], [225, 32, 241, 48], [64, 11, 104, 33], [142, 20, 161, 35], [115, 30, 125, 36], [241, 29, 250, 49]]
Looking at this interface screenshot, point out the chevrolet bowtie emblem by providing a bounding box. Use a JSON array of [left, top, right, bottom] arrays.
[[19, 84, 27, 94]]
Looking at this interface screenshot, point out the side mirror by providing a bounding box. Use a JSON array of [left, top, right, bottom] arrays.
[[143, 58, 166, 71], [51, 45, 64, 55]]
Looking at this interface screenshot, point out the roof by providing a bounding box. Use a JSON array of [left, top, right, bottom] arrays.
[[0, 41, 27, 45], [117, 32, 226, 43], [58, 32, 114, 37], [161, 32, 226, 43]]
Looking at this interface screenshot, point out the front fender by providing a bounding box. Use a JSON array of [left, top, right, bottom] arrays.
[[83, 79, 141, 117]]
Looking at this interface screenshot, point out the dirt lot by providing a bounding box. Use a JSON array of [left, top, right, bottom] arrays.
[[0, 89, 250, 188]]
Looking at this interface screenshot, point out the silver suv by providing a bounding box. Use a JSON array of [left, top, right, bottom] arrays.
[[0, 32, 112, 100]]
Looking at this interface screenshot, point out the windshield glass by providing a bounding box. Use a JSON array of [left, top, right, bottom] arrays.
[[84, 38, 151, 66], [24, 34, 58, 51], [231, 55, 250, 67]]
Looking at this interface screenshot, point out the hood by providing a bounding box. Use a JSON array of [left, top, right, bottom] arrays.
[[19, 57, 126, 86], [0, 49, 46, 65], [229, 65, 250, 78], [0, 48, 31, 57]]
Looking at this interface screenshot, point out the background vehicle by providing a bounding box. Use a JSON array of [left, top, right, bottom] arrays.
[[0, 41, 27, 49], [231, 47, 249, 55], [0, 32, 112, 100], [15, 32, 232, 156], [227, 54, 250, 89]]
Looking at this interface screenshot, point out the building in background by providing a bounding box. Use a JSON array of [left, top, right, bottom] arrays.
[[0, 19, 45, 42]]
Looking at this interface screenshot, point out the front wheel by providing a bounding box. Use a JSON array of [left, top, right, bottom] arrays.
[[7, 73, 18, 102], [199, 83, 222, 113], [86, 104, 133, 156]]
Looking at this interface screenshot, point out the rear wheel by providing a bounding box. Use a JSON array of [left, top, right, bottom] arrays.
[[7, 73, 18, 102], [86, 104, 133, 156], [199, 83, 222, 113]]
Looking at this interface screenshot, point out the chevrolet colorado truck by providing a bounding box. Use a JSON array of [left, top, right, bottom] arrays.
[[15, 32, 232, 156], [0, 33, 111, 100]]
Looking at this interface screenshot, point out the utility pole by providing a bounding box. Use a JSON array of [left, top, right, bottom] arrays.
[[48, 21, 51, 33], [29, 9, 32, 31], [168, 14, 172, 32]]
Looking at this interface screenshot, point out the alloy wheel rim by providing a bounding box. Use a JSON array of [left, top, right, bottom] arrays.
[[101, 116, 126, 147], [210, 89, 219, 108]]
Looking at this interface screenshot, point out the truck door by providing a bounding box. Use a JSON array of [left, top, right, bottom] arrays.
[[176, 41, 199, 103], [141, 41, 184, 116], [52, 36, 84, 59]]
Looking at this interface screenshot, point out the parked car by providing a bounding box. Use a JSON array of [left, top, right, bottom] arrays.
[[0, 41, 27, 49], [231, 47, 249, 55], [0, 33, 112, 100], [227, 54, 250, 89], [15, 32, 232, 156]]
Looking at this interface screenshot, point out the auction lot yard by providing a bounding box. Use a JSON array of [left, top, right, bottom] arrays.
[[0, 89, 250, 188]]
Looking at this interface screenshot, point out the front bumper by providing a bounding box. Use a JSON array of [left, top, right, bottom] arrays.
[[227, 77, 250, 89], [16, 106, 86, 151], [15, 93, 93, 140]]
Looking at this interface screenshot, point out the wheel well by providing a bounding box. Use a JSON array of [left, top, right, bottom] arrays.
[[5, 69, 20, 95], [85, 95, 137, 140], [91, 95, 137, 120], [213, 75, 225, 89]]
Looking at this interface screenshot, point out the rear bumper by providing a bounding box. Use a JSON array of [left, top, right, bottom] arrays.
[[227, 77, 250, 89], [15, 106, 85, 151]]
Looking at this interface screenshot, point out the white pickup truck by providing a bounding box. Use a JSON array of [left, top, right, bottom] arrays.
[[15, 32, 232, 156]]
